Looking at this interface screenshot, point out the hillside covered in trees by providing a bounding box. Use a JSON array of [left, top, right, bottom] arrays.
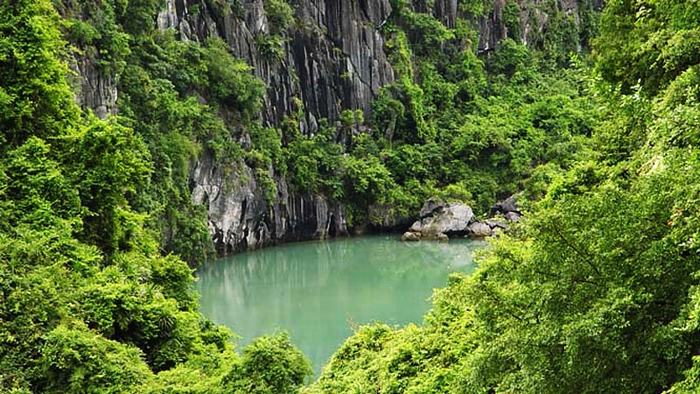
[[2, 0, 700, 392]]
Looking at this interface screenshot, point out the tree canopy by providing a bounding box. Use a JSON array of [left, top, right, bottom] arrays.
[[4, 0, 700, 392]]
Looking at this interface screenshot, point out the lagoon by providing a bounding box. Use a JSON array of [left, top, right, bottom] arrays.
[[196, 235, 484, 373]]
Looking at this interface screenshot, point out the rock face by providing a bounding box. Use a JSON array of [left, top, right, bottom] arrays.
[[191, 151, 348, 253], [70, 56, 118, 119], [158, 0, 396, 253], [67, 1, 587, 254], [156, 0, 395, 131]]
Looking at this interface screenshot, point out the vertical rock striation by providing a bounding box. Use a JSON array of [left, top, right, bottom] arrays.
[[156, 0, 395, 131], [69, 0, 598, 254], [157, 0, 393, 252], [190, 151, 348, 254]]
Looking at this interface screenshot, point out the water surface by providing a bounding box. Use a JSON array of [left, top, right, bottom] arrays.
[[196, 235, 484, 373]]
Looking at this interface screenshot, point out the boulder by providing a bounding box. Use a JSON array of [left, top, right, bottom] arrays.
[[409, 203, 474, 235], [419, 198, 445, 218], [504, 212, 521, 222], [401, 231, 421, 242], [437, 233, 449, 243], [485, 218, 508, 230], [468, 222, 493, 238], [492, 195, 520, 215]]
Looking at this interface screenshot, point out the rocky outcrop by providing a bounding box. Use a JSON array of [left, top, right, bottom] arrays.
[[191, 151, 348, 253], [164, 0, 396, 253], [492, 195, 519, 215], [70, 56, 118, 119], [492, 195, 522, 222], [402, 200, 474, 241], [409, 201, 475, 235], [150, 0, 396, 254], [402, 197, 523, 241], [423, 0, 602, 54]]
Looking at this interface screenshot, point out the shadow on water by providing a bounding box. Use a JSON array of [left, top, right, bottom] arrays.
[[196, 235, 485, 374]]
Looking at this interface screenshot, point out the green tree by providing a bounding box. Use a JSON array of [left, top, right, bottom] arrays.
[[0, 0, 79, 147], [224, 333, 312, 394]]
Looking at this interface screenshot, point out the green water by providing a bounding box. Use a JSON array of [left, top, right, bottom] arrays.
[[196, 235, 484, 373]]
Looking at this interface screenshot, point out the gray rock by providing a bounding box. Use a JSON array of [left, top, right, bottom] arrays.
[[468, 222, 493, 238], [401, 231, 421, 242], [409, 203, 474, 235], [419, 198, 445, 218], [437, 233, 449, 243], [155, 0, 394, 130], [485, 219, 508, 229], [492, 195, 520, 215], [191, 151, 348, 254], [505, 212, 522, 222], [69, 56, 118, 119]]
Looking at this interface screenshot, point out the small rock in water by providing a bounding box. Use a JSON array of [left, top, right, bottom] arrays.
[[437, 233, 449, 242], [401, 231, 421, 242]]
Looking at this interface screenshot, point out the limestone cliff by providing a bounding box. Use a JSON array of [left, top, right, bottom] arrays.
[[70, 0, 599, 254], [190, 150, 347, 255]]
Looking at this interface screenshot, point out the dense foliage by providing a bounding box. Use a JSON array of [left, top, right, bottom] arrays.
[[272, 0, 598, 226], [4, 0, 700, 392], [307, 0, 700, 392], [0, 1, 310, 392]]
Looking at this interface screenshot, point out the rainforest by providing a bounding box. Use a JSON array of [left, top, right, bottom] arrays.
[[2, 0, 700, 392]]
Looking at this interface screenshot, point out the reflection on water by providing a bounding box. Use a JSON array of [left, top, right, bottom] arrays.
[[196, 235, 484, 373]]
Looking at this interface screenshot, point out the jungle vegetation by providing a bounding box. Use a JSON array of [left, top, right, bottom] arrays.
[[2, 0, 700, 392]]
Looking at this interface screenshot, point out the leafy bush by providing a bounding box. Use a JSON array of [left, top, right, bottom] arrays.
[[203, 38, 264, 115], [264, 0, 295, 34], [224, 333, 312, 394], [256, 33, 286, 61], [38, 325, 152, 393]]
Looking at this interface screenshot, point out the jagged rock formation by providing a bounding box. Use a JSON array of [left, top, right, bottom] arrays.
[[70, 57, 119, 119], [160, 0, 396, 252], [191, 151, 347, 254], [156, 0, 395, 131], [69, 0, 597, 254]]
